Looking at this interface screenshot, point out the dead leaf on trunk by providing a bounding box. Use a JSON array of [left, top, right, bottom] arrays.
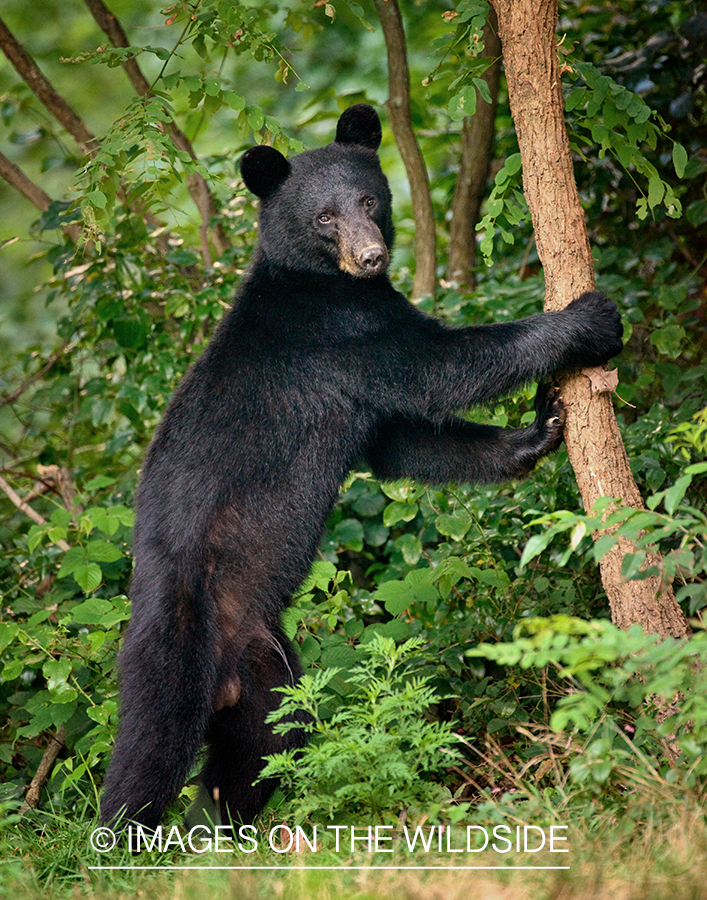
[[583, 366, 619, 394]]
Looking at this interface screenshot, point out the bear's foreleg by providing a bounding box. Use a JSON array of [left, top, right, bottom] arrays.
[[367, 382, 565, 485]]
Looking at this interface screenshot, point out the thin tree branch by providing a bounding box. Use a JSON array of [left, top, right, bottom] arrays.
[[447, 9, 501, 290], [0, 474, 71, 551], [0, 13, 174, 255], [371, 0, 437, 299], [0, 154, 82, 243], [0, 15, 98, 156], [19, 725, 66, 814], [83, 0, 231, 260], [83, 0, 151, 95], [0, 340, 71, 409]]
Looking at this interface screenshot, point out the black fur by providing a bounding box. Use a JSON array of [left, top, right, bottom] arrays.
[[100, 104, 623, 830]]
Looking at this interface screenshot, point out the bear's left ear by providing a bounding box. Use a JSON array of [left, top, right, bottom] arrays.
[[240, 145, 291, 199], [335, 104, 382, 152]]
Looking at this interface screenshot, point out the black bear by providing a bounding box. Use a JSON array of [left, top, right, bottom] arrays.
[[100, 103, 623, 830]]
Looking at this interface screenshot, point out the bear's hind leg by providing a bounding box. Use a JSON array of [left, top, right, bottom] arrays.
[[200, 626, 307, 825], [100, 570, 219, 830]]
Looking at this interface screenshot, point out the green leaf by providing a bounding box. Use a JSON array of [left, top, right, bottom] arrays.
[[50, 508, 72, 528], [113, 317, 148, 350], [672, 142, 687, 179], [375, 570, 438, 616], [593, 534, 618, 563], [204, 77, 220, 96], [520, 532, 554, 568], [74, 563, 103, 593], [435, 512, 471, 541], [70, 597, 113, 624], [383, 501, 418, 527], [621, 551, 646, 581], [87, 700, 117, 726], [224, 91, 246, 111], [43, 658, 72, 693], [86, 539, 124, 563], [0, 623, 19, 654], [28, 524, 50, 553], [396, 533, 422, 566], [686, 200, 707, 227], [333, 518, 364, 551], [504, 153, 522, 175], [448, 84, 477, 121], [1, 659, 25, 681], [360, 619, 411, 643], [247, 110, 265, 131], [299, 635, 321, 663], [472, 77, 492, 105], [86, 190, 107, 209], [664, 475, 691, 516], [320, 644, 358, 667], [57, 547, 86, 579], [472, 567, 511, 589], [650, 324, 685, 360], [84, 508, 119, 537], [647, 176, 665, 210], [83, 476, 116, 493]]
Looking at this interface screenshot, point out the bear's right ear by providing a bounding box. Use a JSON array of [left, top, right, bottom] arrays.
[[335, 104, 382, 151], [240, 145, 291, 199]]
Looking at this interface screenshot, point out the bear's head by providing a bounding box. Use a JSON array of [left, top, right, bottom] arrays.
[[240, 104, 394, 278]]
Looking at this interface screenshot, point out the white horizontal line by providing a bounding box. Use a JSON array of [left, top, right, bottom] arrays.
[[89, 865, 571, 871]]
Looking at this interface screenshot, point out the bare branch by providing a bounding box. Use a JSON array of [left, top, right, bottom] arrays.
[[36, 464, 81, 515], [0, 15, 98, 155], [83, 0, 231, 259], [83, 0, 150, 95], [0, 153, 82, 243], [19, 726, 66, 814], [0, 340, 72, 408], [372, 0, 437, 299], [0, 474, 71, 551]]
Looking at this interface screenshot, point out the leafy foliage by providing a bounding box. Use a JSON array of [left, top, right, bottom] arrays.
[[259, 636, 462, 825]]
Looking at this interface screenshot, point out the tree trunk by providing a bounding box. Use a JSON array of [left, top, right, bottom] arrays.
[[489, 0, 688, 639], [372, 0, 437, 299], [447, 9, 502, 291]]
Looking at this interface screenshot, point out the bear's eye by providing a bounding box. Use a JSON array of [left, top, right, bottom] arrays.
[[317, 213, 331, 225], [363, 197, 376, 209]]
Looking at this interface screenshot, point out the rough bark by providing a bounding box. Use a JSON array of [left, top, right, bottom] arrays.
[[83, 0, 230, 261], [372, 0, 437, 298], [447, 9, 502, 290], [490, 0, 688, 638]]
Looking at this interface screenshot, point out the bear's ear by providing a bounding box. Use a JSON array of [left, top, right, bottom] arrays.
[[240, 145, 291, 199], [335, 104, 382, 151]]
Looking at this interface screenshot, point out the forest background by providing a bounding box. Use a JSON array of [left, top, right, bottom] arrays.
[[0, 1, 705, 898]]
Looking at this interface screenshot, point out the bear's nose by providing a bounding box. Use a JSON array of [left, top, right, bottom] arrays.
[[359, 245, 386, 270]]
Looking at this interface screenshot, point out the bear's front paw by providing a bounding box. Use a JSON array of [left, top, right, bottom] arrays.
[[533, 381, 565, 454], [565, 291, 624, 366]]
